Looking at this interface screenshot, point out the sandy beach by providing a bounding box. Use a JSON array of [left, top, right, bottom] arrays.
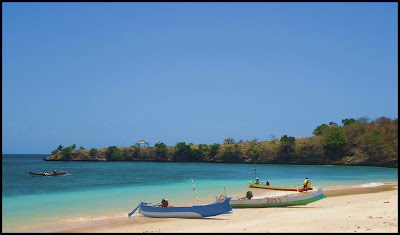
[[55, 183, 398, 233]]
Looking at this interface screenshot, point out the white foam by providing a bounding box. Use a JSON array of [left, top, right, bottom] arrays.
[[62, 212, 127, 223], [354, 182, 384, 188]]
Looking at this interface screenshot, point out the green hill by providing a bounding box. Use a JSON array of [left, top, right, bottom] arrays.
[[44, 116, 398, 168]]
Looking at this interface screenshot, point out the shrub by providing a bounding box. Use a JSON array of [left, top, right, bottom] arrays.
[[321, 126, 347, 150], [154, 142, 168, 160], [280, 135, 296, 144], [62, 147, 73, 155], [57, 145, 64, 151], [313, 124, 329, 136], [209, 143, 220, 159], [221, 144, 242, 162], [90, 148, 97, 156], [342, 118, 356, 126], [251, 145, 260, 162], [278, 135, 296, 160], [106, 146, 123, 161], [224, 138, 235, 144], [173, 142, 193, 162], [194, 144, 209, 161]]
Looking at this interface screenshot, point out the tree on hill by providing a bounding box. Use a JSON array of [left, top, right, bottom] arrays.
[[106, 146, 123, 161], [342, 118, 356, 126], [90, 148, 97, 156], [313, 124, 329, 136], [62, 147, 73, 155], [57, 145, 63, 151], [280, 135, 296, 144], [278, 135, 296, 161], [71, 144, 76, 150], [321, 126, 347, 150], [173, 142, 194, 162], [251, 145, 260, 163], [154, 142, 168, 161], [364, 130, 382, 158], [79, 146, 85, 150], [224, 138, 235, 144], [209, 143, 220, 159], [357, 116, 370, 124], [195, 144, 209, 160], [374, 116, 392, 127], [270, 135, 278, 144], [221, 144, 242, 163]]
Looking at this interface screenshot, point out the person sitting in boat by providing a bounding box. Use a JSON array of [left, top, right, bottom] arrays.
[[159, 199, 169, 207], [255, 178, 260, 184], [53, 170, 57, 174], [303, 178, 310, 189], [266, 181, 270, 186]]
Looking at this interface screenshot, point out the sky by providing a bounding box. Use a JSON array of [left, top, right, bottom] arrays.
[[2, 2, 398, 154]]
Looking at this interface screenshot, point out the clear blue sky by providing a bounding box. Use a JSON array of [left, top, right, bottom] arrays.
[[2, 2, 398, 154]]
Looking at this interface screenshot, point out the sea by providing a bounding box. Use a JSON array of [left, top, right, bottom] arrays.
[[2, 154, 398, 232]]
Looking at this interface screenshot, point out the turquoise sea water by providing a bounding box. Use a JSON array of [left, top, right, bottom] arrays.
[[2, 154, 398, 232]]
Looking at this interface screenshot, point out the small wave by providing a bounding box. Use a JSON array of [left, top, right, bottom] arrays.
[[354, 182, 383, 188], [61, 212, 127, 223]]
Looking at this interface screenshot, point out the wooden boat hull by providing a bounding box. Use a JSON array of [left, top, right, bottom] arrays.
[[29, 171, 66, 176], [230, 188, 326, 208], [138, 197, 232, 218], [249, 181, 313, 191]]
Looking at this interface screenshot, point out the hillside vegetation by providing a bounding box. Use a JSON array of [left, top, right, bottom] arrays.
[[44, 116, 398, 168]]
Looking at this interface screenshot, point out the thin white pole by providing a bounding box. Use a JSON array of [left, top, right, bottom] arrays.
[[191, 179, 201, 206]]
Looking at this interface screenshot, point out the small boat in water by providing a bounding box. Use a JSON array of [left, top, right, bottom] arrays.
[[230, 188, 326, 208], [29, 170, 67, 176], [249, 181, 313, 191], [128, 196, 233, 218]]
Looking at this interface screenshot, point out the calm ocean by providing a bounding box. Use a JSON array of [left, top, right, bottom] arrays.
[[2, 154, 398, 232]]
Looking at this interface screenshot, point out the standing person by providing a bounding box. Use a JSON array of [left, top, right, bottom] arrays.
[[303, 178, 310, 189], [266, 181, 270, 186], [255, 178, 260, 184]]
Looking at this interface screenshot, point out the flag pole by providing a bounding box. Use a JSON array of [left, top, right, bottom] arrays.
[[191, 179, 201, 206]]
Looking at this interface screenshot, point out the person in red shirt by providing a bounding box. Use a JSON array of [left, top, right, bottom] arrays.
[[159, 199, 168, 207]]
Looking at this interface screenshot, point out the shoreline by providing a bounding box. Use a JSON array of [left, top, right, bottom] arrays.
[[3, 182, 397, 233], [49, 182, 398, 233]]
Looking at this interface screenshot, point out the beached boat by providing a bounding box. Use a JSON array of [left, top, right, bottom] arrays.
[[230, 188, 326, 208], [249, 181, 313, 191], [128, 196, 233, 218], [29, 170, 67, 176]]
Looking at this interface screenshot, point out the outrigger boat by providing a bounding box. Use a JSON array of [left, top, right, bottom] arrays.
[[29, 170, 67, 176], [249, 181, 313, 191], [230, 188, 326, 208], [128, 196, 233, 218], [129, 179, 233, 219]]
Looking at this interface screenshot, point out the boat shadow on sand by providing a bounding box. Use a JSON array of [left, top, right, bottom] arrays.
[[233, 206, 320, 209], [135, 215, 230, 220]]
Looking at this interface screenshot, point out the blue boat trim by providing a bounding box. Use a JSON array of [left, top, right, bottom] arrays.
[[129, 197, 232, 218]]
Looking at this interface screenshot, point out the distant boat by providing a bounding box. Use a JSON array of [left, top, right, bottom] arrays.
[[230, 188, 326, 208], [29, 170, 67, 176], [249, 181, 313, 191], [128, 196, 233, 218]]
